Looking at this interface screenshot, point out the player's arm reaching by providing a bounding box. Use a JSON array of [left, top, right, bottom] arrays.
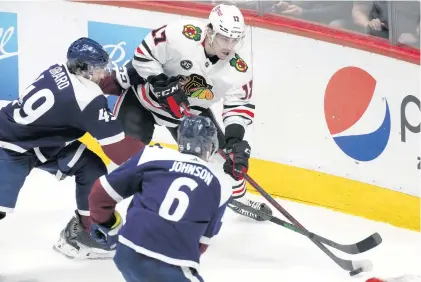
[[131, 24, 190, 118], [221, 81, 254, 187], [78, 94, 144, 166], [99, 61, 145, 96], [99, 24, 171, 96], [88, 149, 145, 247], [131, 24, 169, 79]]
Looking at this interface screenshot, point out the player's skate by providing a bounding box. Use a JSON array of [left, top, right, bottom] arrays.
[[53, 210, 116, 260], [229, 196, 272, 221]]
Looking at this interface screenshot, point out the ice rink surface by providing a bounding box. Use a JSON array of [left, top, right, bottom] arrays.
[[0, 169, 420, 282]]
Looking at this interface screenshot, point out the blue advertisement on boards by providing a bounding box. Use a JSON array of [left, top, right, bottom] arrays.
[[88, 21, 151, 109], [0, 12, 19, 101]]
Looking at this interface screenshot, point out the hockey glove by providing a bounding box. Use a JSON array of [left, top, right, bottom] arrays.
[[90, 211, 123, 250], [148, 73, 190, 118], [0, 211, 5, 220], [223, 139, 251, 180], [99, 62, 145, 96], [113, 61, 145, 89]]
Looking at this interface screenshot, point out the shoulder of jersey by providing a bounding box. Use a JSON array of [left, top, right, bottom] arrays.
[[166, 19, 207, 49], [206, 160, 232, 187], [226, 49, 252, 77], [64, 64, 105, 111], [142, 145, 180, 161], [204, 160, 232, 206]]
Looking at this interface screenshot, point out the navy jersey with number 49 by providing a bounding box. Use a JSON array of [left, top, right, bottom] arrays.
[[96, 145, 232, 270], [0, 63, 124, 156]]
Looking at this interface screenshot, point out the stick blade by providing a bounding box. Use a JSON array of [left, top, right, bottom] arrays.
[[356, 232, 383, 253]]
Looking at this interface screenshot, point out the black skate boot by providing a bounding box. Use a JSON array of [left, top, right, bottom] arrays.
[[53, 210, 116, 260], [229, 197, 272, 221]]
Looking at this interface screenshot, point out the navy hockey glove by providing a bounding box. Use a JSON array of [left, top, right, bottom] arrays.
[[148, 73, 190, 118], [223, 139, 251, 180], [90, 211, 123, 249]]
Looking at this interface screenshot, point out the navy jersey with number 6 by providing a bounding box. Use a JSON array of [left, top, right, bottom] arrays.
[[0, 63, 124, 159], [89, 145, 232, 270]]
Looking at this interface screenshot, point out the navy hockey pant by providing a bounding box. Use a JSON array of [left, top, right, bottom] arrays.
[[0, 141, 106, 214], [114, 243, 204, 282]]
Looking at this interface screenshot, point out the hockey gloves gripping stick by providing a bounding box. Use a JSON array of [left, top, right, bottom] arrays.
[[223, 138, 251, 181], [148, 74, 190, 119]]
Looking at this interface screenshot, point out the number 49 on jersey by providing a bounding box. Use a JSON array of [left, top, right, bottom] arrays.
[[98, 108, 116, 122]]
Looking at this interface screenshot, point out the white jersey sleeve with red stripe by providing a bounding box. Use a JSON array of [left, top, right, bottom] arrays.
[[132, 25, 169, 79], [222, 79, 255, 130]]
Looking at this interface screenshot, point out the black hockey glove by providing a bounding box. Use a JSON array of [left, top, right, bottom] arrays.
[[223, 138, 251, 180], [148, 73, 189, 119], [113, 61, 145, 89], [0, 211, 5, 220], [99, 61, 145, 96]]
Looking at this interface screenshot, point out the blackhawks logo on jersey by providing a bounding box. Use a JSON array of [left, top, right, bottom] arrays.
[[182, 24, 202, 41], [230, 53, 248, 73], [181, 73, 214, 100]]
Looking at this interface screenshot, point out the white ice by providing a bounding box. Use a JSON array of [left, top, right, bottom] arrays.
[[0, 169, 420, 282]]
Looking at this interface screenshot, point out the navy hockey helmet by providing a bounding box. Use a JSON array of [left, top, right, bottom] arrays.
[[177, 116, 219, 161], [66, 37, 110, 74]]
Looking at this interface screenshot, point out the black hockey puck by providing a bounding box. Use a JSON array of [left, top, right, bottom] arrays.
[[349, 268, 363, 276]]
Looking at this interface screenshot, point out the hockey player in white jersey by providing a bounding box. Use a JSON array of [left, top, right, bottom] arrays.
[[100, 4, 272, 220]]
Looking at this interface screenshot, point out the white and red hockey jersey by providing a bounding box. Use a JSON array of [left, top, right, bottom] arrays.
[[131, 19, 254, 129]]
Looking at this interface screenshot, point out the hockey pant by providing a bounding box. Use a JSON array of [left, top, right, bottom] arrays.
[[113, 89, 246, 198], [0, 141, 107, 215], [114, 243, 204, 282]]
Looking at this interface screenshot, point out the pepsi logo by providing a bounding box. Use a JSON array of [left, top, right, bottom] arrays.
[[324, 66, 391, 162]]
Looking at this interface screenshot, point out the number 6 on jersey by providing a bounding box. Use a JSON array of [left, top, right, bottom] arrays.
[[158, 177, 198, 221]]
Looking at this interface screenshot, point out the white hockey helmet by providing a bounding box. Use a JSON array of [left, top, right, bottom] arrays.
[[208, 4, 245, 39]]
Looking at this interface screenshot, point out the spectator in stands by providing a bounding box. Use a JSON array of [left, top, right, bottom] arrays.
[[352, 1, 389, 39], [271, 1, 353, 28], [395, 1, 420, 49], [399, 19, 420, 48]]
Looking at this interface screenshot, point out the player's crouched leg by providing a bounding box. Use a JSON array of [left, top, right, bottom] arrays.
[[41, 142, 111, 259], [114, 243, 204, 282]]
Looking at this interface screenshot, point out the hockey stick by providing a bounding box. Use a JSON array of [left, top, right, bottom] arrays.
[[181, 107, 373, 275], [230, 199, 382, 255], [226, 160, 374, 276]]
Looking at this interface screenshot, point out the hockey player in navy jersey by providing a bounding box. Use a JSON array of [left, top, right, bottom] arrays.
[[0, 37, 144, 259], [88, 116, 232, 282]]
